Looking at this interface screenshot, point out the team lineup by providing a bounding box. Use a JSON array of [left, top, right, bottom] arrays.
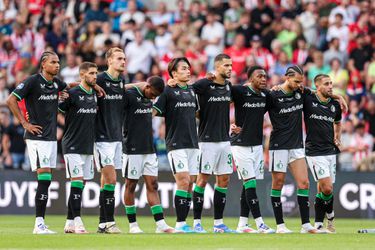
[[6, 47, 347, 235]]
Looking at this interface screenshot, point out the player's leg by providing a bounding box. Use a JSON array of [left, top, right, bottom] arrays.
[[269, 150, 290, 233], [28, 140, 57, 234], [289, 151, 322, 234], [94, 144, 106, 233], [124, 178, 142, 233], [212, 142, 235, 233], [96, 142, 121, 233], [144, 175, 175, 233], [325, 156, 336, 233], [168, 149, 195, 233]]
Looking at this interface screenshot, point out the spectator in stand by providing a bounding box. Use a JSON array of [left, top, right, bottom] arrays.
[[152, 1, 173, 26], [172, 0, 186, 24], [154, 24, 172, 58], [323, 38, 348, 67], [326, 13, 349, 52], [12, 51, 38, 76], [84, 0, 109, 27], [367, 52, 375, 93], [270, 50, 292, 85], [171, 11, 198, 51], [250, 0, 274, 34], [78, 21, 97, 62], [224, 33, 248, 81], [10, 22, 33, 53], [109, 0, 144, 33], [201, 10, 225, 71], [0, 108, 10, 168], [0, 74, 9, 106], [94, 21, 120, 56], [248, 35, 274, 71], [349, 34, 372, 73], [292, 36, 308, 66], [298, 2, 318, 46], [125, 29, 158, 82], [339, 119, 356, 171], [60, 53, 79, 84], [328, 0, 359, 25], [364, 97, 375, 149], [224, 0, 244, 45], [346, 65, 366, 107], [351, 122, 374, 170], [211, 0, 225, 22], [45, 18, 66, 53], [119, 0, 145, 28], [308, 51, 330, 88], [328, 58, 349, 97], [189, 0, 205, 31], [37, 1, 54, 31], [236, 12, 257, 46]]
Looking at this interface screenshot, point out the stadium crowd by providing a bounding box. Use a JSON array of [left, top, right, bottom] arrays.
[[0, 0, 374, 172]]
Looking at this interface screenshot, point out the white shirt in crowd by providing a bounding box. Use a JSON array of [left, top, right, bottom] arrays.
[[60, 66, 79, 84], [125, 40, 157, 74], [326, 25, 349, 52], [201, 21, 225, 57]]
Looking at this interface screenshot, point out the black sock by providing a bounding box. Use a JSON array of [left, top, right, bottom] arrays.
[[271, 189, 284, 225], [67, 199, 74, 220], [99, 189, 106, 224], [240, 186, 250, 218], [297, 189, 310, 225], [151, 205, 164, 222], [185, 193, 192, 219], [213, 187, 227, 220], [35, 180, 51, 218], [103, 184, 115, 222], [314, 195, 325, 223], [69, 181, 84, 218], [125, 205, 136, 223], [175, 190, 188, 222], [325, 195, 334, 216], [193, 186, 204, 220], [246, 188, 261, 219]]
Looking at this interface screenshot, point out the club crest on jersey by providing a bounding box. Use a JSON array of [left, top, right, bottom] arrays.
[[331, 105, 335, 112], [17, 83, 24, 89], [174, 91, 180, 96], [295, 92, 301, 99], [79, 96, 84, 101]]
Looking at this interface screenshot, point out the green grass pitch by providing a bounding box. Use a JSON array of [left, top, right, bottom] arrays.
[[1, 215, 374, 249]]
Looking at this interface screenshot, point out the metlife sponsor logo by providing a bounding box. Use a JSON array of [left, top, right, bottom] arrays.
[[207, 96, 231, 102], [134, 108, 152, 114], [279, 104, 303, 114], [174, 102, 196, 108], [104, 94, 123, 100], [309, 114, 335, 123], [243, 102, 266, 108], [38, 94, 58, 101], [77, 108, 97, 114]]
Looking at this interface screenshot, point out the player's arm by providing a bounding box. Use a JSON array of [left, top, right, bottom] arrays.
[[331, 94, 348, 113], [6, 94, 42, 135], [334, 121, 342, 150], [125, 82, 146, 90], [58, 91, 72, 115], [152, 91, 167, 117]]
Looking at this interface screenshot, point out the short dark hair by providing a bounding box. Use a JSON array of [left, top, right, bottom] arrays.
[[247, 65, 264, 79], [79, 62, 97, 72], [214, 54, 231, 64], [147, 76, 165, 94], [167, 57, 191, 78], [313, 74, 329, 84], [285, 65, 304, 76]]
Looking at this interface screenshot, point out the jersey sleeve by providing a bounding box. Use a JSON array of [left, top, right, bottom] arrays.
[[11, 77, 34, 100], [334, 102, 342, 123], [56, 78, 67, 91], [58, 91, 72, 113], [153, 91, 167, 116], [192, 78, 210, 95]]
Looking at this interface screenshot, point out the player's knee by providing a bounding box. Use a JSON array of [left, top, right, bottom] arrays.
[[177, 178, 190, 190], [146, 180, 158, 192], [126, 181, 137, 193], [272, 178, 285, 189], [321, 184, 333, 195], [297, 179, 309, 190], [217, 176, 229, 187]]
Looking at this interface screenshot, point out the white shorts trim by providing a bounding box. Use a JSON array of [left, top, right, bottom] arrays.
[[306, 155, 336, 183], [26, 140, 57, 171], [232, 145, 264, 180], [64, 154, 94, 180], [167, 148, 200, 175], [199, 142, 233, 175], [94, 142, 122, 171], [269, 148, 305, 173], [122, 154, 158, 179]]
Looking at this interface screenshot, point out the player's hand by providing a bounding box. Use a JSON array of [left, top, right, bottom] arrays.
[[270, 85, 282, 91], [338, 96, 348, 113], [334, 138, 342, 151], [230, 124, 242, 134], [206, 72, 216, 81], [94, 84, 106, 98], [23, 122, 42, 135], [59, 90, 69, 101], [167, 78, 177, 87]]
